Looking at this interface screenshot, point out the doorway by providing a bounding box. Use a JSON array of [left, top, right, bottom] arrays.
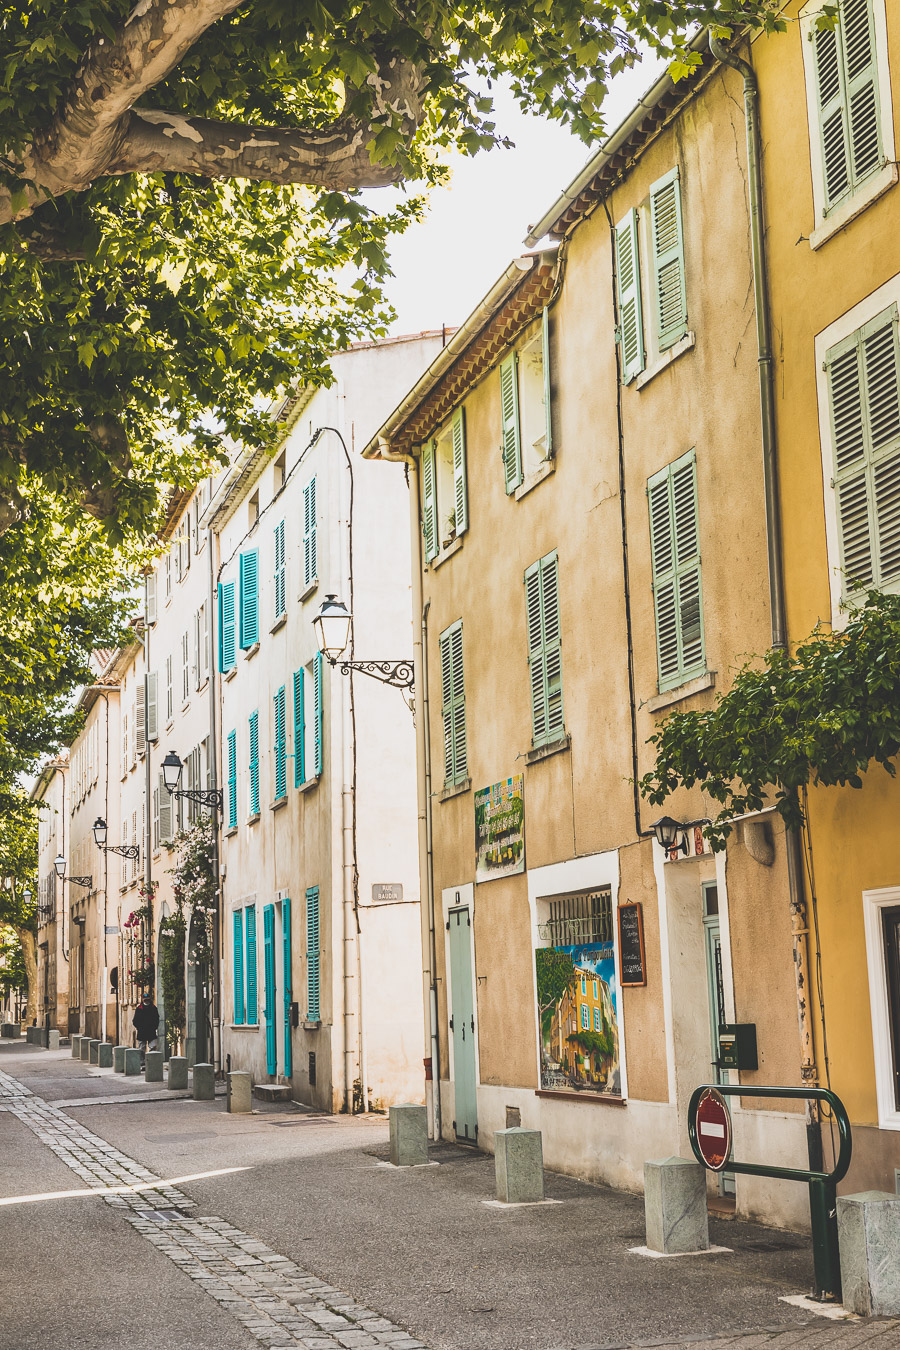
[[186, 911, 210, 1067], [262, 898, 292, 1080], [702, 881, 735, 1197], [448, 905, 478, 1143]]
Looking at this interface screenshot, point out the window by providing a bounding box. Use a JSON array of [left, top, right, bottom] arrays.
[[825, 305, 900, 599], [275, 451, 286, 491], [146, 573, 158, 625], [180, 521, 191, 577], [273, 686, 287, 800], [314, 651, 324, 776], [615, 169, 688, 384], [593, 1007, 602, 1032], [239, 550, 259, 649], [135, 685, 145, 757], [157, 773, 174, 845], [422, 407, 468, 562], [883, 906, 900, 1113], [498, 311, 552, 496], [524, 550, 564, 747], [248, 712, 260, 816], [185, 746, 201, 825], [245, 904, 258, 1023], [580, 975, 587, 995], [648, 450, 705, 691], [581, 1003, 589, 1029], [233, 910, 245, 1024], [165, 549, 173, 600], [227, 729, 237, 829], [306, 886, 320, 1022], [439, 621, 467, 786], [249, 491, 259, 527], [293, 669, 305, 786], [593, 979, 599, 1000], [303, 478, 317, 589], [274, 520, 286, 619], [165, 654, 174, 723], [181, 630, 190, 704], [218, 580, 236, 673], [146, 671, 158, 742], [863, 887, 900, 1128]]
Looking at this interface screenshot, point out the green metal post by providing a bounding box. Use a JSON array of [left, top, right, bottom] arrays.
[[809, 1177, 841, 1302]]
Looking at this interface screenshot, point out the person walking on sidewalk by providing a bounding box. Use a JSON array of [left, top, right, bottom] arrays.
[[133, 994, 159, 1067]]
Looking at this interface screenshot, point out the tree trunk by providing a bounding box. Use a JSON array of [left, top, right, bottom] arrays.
[[14, 927, 38, 1026]]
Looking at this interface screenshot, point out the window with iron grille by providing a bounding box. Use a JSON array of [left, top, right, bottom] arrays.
[[538, 889, 613, 948]]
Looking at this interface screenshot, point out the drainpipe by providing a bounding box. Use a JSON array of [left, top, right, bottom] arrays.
[[709, 34, 821, 1165], [207, 526, 223, 1073], [380, 437, 441, 1141]]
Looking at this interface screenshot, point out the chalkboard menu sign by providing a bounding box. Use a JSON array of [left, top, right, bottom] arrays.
[[617, 902, 647, 987]]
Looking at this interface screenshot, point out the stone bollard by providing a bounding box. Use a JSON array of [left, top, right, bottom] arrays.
[[644, 1158, 710, 1255], [192, 1063, 215, 1101], [167, 1056, 188, 1090], [144, 1050, 164, 1083], [48, 1030, 60, 1051], [79, 1037, 91, 1062], [71, 1035, 81, 1058], [495, 1127, 544, 1204], [25, 1026, 34, 1044], [88, 1038, 101, 1065], [838, 1191, 900, 1316], [227, 1071, 252, 1114], [113, 1046, 127, 1073], [389, 1103, 429, 1167], [123, 1048, 142, 1076], [97, 1042, 113, 1068]]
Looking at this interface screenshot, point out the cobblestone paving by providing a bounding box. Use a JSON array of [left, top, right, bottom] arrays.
[[0, 1068, 428, 1350]]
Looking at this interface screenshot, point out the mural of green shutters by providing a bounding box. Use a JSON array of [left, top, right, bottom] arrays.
[[282, 898, 293, 1079], [274, 685, 287, 799], [524, 551, 563, 747], [439, 621, 467, 786], [649, 167, 687, 351], [421, 440, 438, 561], [248, 711, 260, 816], [303, 477, 317, 588], [648, 449, 705, 691], [239, 549, 259, 648], [306, 886, 320, 1022], [245, 903, 258, 1023], [500, 353, 523, 493], [218, 580, 236, 672], [813, 0, 882, 213], [615, 208, 645, 383], [314, 652, 323, 776], [452, 408, 468, 536], [293, 669, 305, 786], [826, 304, 900, 596], [227, 729, 237, 829], [233, 910, 245, 1025], [274, 520, 286, 618]]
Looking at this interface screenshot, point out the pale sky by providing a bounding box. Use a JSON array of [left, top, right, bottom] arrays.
[[374, 55, 667, 337]]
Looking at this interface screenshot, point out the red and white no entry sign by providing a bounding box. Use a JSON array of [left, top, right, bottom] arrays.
[[694, 1087, 732, 1171]]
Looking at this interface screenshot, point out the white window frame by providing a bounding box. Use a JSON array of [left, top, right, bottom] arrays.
[[800, 0, 896, 250], [863, 885, 900, 1129], [815, 271, 900, 625]]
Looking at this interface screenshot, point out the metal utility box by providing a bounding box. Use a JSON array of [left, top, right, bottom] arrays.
[[718, 1023, 758, 1071]]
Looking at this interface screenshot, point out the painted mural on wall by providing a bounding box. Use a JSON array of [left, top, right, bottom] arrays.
[[474, 774, 524, 883], [535, 942, 621, 1096]]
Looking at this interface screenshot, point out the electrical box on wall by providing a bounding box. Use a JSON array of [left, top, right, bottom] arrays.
[[718, 1023, 758, 1071]]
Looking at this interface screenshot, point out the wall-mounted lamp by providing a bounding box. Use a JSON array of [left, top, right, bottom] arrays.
[[53, 855, 92, 888], [312, 594, 414, 690], [161, 752, 223, 811], [651, 816, 689, 855], [92, 817, 140, 861]]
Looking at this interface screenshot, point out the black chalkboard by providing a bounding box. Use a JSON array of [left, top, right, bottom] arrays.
[[617, 903, 646, 987]]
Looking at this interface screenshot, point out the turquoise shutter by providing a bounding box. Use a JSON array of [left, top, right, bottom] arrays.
[[282, 898, 292, 1079], [649, 168, 687, 351], [826, 305, 900, 594], [314, 651, 323, 776], [421, 440, 438, 561], [263, 903, 276, 1075], [306, 886, 320, 1022], [274, 685, 287, 798], [303, 477, 317, 588], [452, 408, 468, 537], [293, 669, 305, 786], [648, 450, 705, 690], [248, 712, 259, 816], [541, 306, 553, 454], [219, 580, 236, 672], [525, 552, 563, 747], [814, 0, 882, 212], [227, 729, 237, 828], [439, 621, 467, 785], [500, 353, 523, 493], [239, 549, 259, 648], [615, 208, 645, 382], [245, 904, 258, 1023], [274, 520, 286, 618], [233, 908, 245, 1025]]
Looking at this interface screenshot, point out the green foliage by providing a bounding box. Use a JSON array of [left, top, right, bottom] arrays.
[[0, 799, 38, 931], [567, 1027, 612, 1059], [0, 926, 26, 993], [639, 591, 900, 848], [535, 947, 576, 1033], [158, 907, 186, 1050]]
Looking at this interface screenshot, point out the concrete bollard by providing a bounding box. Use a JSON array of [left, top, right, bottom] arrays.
[[192, 1062, 215, 1101], [644, 1157, 710, 1255], [79, 1037, 91, 1062], [144, 1050, 164, 1083], [71, 1035, 81, 1058], [48, 1030, 60, 1051], [113, 1045, 127, 1073], [838, 1191, 900, 1316], [123, 1048, 142, 1076], [88, 1038, 101, 1065], [25, 1026, 34, 1044], [495, 1127, 544, 1204], [389, 1103, 429, 1167], [97, 1042, 113, 1068], [227, 1071, 252, 1113], [167, 1056, 188, 1090]]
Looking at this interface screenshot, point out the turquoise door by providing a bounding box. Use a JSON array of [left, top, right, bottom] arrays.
[[263, 903, 277, 1076], [282, 898, 293, 1080], [448, 906, 478, 1142]]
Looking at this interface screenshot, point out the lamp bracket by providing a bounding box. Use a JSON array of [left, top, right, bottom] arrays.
[[166, 787, 224, 811], [105, 844, 141, 861], [331, 657, 414, 690], [68, 876, 93, 888]]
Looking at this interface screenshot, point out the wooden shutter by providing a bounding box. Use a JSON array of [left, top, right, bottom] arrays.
[[314, 652, 323, 776], [274, 519, 286, 617], [152, 785, 160, 851], [615, 208, 645, 382], [233, 909, 245, 1025], [303, 478, 317, 588], [525, 551, 564, 746], [158, 772, 173, 844], [135, 687, 146, 757], [421, 440, 438, 561], [146, 672, 158, 742], [181, 630, 190, 702], [439, 621, 467, 785], [542, 305, 553, 454], [500, 353, 523, 493], [227, 729, 237, 829], [219, 580, 236, 672], [306, 886, 320, 1022], [648, 450, 705, 690], [814, 0, 882, 212], [282, 897, 293, 1079], [649, 168, 687, 351], [249, 711, 260, 816], [274, 685, 287, 799], [200, 601, 209, 680], [293, 670, 305, 787], [239, 549, 259, 649], [452, 408, 468, 537], [146, 573, 157, 625], [263, 904, 276, 1074], [827, 305, 900, 594], [245, 904, 258, 1023]]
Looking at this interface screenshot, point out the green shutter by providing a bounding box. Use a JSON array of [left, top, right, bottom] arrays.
[[813, 0, 882, 213], [422, 440, 438, 561], [282, 897, 292, 1079], [314, 651, 323, 776], [248, 712, 259, 816], [826, 304, 900, 596], [649, 168, 687, 351], [274, 685, 287, 799], [500, 353, 523, 493], [648, 450, 705, 690], [439, 621, 467, 786], [306, 886, 320, 1022], [219, 580, 236, 672], [303, 477, 317, 588], [233, 909, 245, 1025], [293, 669, 305, 786], [245, 904, 258, 1023], [227, 729, 237, 829], [541, 305, 553, 454], [452, 408, 468, 536], [525, 551, 564, 747], [239, 549, 259, 649], [615, 208, 645, 383], [274, 520, 286, 618]]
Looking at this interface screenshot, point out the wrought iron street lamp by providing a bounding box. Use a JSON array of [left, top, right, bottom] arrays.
[[161, 751, 223, 811], [312, 594, 414, 690], [53, 855, 92, 887], [92, 817, 141, 861], [651, 816, 689, 855]]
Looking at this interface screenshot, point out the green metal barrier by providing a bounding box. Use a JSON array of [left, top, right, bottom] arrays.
[[687, 1084, 852, 1302]]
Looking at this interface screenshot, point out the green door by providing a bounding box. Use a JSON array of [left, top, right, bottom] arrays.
[[702, 883, 735, 1197], [448, 906, 478, 1142]]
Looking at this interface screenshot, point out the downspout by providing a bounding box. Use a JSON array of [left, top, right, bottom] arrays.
[[207, 526, 223, 1073], [380, 437, 441, 1141], [709, 34, 820, 1164], [143, 577, 154, 1029]]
